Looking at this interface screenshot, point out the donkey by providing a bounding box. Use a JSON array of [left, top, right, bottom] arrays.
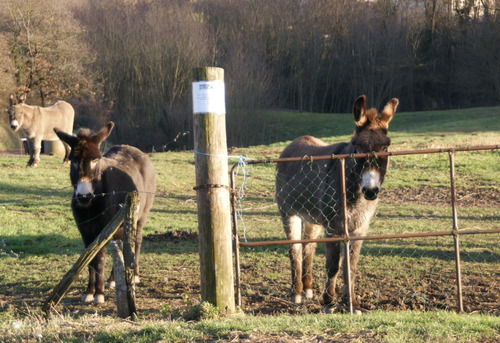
[[54, 122, 156, 304], [7, 93, 74, 166], [275, 95, 398, 310]]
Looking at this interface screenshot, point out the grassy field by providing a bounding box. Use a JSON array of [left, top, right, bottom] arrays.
[[0, 106, 499, 342]]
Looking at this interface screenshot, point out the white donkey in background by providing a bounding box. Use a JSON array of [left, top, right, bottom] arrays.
[[7, 93, 75, 167]]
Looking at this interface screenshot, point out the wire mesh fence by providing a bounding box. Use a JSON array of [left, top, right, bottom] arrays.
[[230, 146, 499, 314]]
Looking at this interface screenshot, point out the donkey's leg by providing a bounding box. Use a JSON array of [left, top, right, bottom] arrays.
[[302, 223, 322, 300], [93, 249, 107, 304], [108, 270, 116, 289], [31, 138, 42, 167], [323, 241, 342, 306], [26, 139, 35, 166], [107, 240, 122, 289], [342, 240, 364, 307], [283, 215, 303, 304], [133, 217, 146, 284], [83, 263, 97, 303]]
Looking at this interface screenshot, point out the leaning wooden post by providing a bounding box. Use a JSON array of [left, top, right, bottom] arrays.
[[42, 205, 126, 316], [192, 67, 235, 315]]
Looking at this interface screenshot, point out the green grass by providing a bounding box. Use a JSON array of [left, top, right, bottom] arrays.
[[232, 106, 500, 147], [0, 310, 497, 342], [0, 105, 499, 342]]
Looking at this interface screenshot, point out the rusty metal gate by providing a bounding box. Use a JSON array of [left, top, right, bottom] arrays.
[[230, 145, 499, 314]]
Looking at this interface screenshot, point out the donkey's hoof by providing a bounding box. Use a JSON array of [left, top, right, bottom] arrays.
[[133, 275, 140, 284], [94, 294, 105, 304], [305, 289, 313, 300], [323, 306, 333, 314], [108, 280, 116, 289], [323, 304, 339, 314], [82, 293, 94, 303], [353, 306, 370, 314], [291, 294, 302, 304]]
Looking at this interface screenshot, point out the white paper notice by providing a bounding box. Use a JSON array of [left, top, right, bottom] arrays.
[[192, 81, 226, 114]]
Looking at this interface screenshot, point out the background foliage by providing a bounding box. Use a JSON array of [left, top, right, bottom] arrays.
[[0, 0, 499, 147]]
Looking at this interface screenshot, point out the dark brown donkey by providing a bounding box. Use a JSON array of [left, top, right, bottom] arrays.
[[275, 95, 398, 310], [55, 122, 156, 304]]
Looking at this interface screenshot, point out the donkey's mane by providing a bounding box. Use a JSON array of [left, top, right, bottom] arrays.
[[76, 128, 92, 138], [72, 128, 101, 159]]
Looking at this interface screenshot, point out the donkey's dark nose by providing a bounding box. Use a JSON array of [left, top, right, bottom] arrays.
[[10, 124, 18, 130], [76, 193, 93, 206], [362, 187, 379, 200]]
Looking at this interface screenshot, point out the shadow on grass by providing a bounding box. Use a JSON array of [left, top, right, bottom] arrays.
[[0, 181, 72, 201], [1, 234, 82, 255]]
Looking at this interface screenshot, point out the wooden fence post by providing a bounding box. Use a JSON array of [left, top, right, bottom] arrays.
[[122, 191, 139, 319], [192, 67, 235, 315], [110, 240, 129, 318], [111, 192, 139, 319]]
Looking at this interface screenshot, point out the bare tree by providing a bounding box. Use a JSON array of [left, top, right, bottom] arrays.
[[75, 0, 213, 148], [0, 0, 93, 106]]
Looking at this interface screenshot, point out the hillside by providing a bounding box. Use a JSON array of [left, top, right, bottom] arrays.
[[2, 105, 499, 152]]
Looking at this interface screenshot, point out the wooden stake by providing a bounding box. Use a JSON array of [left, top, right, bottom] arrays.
[[192, 67, 235, 315], [122, 191, 139, 319], [110, 240, 129, 318]]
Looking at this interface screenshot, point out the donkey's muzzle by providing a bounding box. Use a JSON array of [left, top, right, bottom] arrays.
[[362, 187, 379, 201], [76, 193, 93, 206], [75, 181, 94, 206], [10, 119, 20, 131]]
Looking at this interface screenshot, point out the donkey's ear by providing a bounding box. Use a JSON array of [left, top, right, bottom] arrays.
[[353, 95, 367, 127], [380, 98, 399, 128], [9, 94, 16, 106], [92, 121, 115, 146], [54, 128, 78, 148]]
